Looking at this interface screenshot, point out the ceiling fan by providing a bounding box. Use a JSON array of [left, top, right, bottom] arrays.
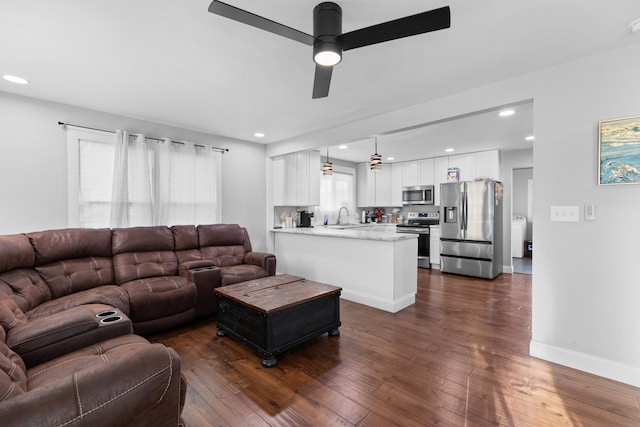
[[208, 1, 451, 99]]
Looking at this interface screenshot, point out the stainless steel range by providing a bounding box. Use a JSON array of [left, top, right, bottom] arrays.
[[396, 212, 440, 268]]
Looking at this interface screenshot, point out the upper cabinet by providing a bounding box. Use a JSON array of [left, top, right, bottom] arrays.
[[357, 162, 403, 208], [272, 150, 320, 206], [433, 150, 500, 205], [402, 159, 434, 187], [473, 150, 501, 181]]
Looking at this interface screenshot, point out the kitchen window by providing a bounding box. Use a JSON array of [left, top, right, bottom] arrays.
[[316, 169, 356, 224]]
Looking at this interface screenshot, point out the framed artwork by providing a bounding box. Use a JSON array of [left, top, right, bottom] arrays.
[[599, 115, 640, 185]]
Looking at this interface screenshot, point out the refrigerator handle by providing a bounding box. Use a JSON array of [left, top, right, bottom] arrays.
[[462, 188, 468, 235]]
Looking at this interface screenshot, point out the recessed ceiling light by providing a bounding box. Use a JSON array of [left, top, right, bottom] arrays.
[[253, 132, 265, 138], [445, 148, 455, 153], [630, 18, 640, 33], [386, 157, 395, 161], [499, 109, 515, 117], [338, 145, 348, 149], [525, 135, 535, 141], [3, 74, 29, 85]]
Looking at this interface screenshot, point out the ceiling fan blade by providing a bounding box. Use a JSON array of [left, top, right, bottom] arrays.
[[339, 6, 450, 51], [208, 1, 314, 46], [312, 65, 333, 99]]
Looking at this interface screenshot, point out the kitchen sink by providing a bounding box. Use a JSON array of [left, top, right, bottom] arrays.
[[324, 224, 369, 230]]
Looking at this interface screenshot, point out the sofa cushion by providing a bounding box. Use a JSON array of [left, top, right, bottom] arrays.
[[0, 269, 51, 313], [112, 226, 174, 255], [121, 276, 196, 322], [113, 251, 179, 284], [26, 228, 112, 266], [18, 334, 184, 427], [0, 328, 27, 402], [0, 234, 34, 273], [220, 264, 269, 286], [36, 257, 115, 299], [112, 226, 179, 284], [25, 285, 130, 319], [0, 292, 27, 333], [171, 225, 201, 264], [197, 224, 250, 267], [197, 223, 244, 246]]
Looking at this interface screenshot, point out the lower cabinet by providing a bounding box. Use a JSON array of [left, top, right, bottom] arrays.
[[429, 226, 440, 266]]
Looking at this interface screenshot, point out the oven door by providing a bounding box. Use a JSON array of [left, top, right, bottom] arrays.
[[397, 227, 430, 268]]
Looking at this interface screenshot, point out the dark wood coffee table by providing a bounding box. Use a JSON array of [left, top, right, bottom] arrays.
[[214, 274, 341, 367]]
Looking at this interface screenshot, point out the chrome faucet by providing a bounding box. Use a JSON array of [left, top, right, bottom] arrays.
[[336, 207, 350, 225]]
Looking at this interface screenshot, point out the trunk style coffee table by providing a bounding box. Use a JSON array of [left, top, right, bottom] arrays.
[[214, 274, 341, 367]]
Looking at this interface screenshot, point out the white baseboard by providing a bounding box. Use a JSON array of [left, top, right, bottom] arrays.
[[341, 289, 415, 313], [530, 340, 640, 388]]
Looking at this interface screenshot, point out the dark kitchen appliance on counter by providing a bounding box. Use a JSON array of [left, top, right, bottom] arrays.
[[396, 212, 439, 268], [439, 180, 503, 279], [299, 211, 314, 227]]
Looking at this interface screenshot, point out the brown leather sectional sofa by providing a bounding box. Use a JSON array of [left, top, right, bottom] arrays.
[[0, 223, 275, 426]]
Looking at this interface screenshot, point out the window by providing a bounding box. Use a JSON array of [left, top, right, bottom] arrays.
[[315, 169, 356, 224], [66, 128, 221, 228]]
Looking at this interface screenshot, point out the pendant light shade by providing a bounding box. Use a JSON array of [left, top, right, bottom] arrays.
[[323, 147, 333, 175], [370, 137, 382, 171]]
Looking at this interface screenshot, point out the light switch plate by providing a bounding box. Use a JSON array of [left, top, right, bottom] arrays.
[[550, 205, 580, 222], [585, 204, 595, 221]]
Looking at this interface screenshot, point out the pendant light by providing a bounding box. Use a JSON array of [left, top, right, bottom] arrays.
[[323, 147, 333, 175], [370, 136, 382, 171]]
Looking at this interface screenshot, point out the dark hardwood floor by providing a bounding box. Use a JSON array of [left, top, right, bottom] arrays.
[[151, 269, 640, 426]]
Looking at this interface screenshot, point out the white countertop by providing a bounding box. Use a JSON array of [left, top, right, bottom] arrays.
[[272, 224, 417, 242]]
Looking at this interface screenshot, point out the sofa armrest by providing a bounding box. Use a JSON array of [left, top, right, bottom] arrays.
[[179, 262, 221, 317], [0, 343, 185, 427], [243, 252, 277, 276], [7, 304, 132, 367]]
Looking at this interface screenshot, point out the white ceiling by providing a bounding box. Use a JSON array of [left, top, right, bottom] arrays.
[[2, 1, 640, 162]]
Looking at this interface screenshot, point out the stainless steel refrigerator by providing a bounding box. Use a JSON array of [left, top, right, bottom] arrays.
[[439, 180, 503, 279]]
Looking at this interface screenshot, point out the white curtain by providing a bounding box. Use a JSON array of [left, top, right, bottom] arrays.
[[110, 131, 221, 228], [154, 139, 221, 226], [316, 171, 356, 224], [110, 132, 153, 227]]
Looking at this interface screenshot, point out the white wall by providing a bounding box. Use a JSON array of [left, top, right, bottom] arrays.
[[0, 92, 269, 251], [268, 41, 640, 386], [529, 43, 640, 386]]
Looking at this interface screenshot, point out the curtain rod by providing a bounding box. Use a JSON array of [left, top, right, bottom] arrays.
[[57, 121, 229, 153]]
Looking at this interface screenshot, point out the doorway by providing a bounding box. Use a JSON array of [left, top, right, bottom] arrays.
[[512, 167, 533, 274]]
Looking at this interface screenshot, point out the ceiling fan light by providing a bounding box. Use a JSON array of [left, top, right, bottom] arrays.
[[314, 50, 341, 66]]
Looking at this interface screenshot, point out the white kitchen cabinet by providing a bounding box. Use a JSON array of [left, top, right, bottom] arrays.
[[356, 162, 375, 207], [402, 161, 419, 186], [474, 150, 500, 180], [447, 154, 474, 182], [272, 150, 320, 206], [446, 150, 500, 183], [390, 163, 403, 207], [357, 162, 402, 207], [306, 150, 321, 205], [433, 156, 449, 206], [418, 158, 435, 185], [374, 166, 392, 206], [429, 226, 440, 266]]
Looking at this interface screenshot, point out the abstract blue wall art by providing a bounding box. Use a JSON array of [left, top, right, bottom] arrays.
[[599, 115, 640, 185]]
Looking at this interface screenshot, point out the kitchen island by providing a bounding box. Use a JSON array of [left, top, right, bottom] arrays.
[[272, 225, 418, 313]]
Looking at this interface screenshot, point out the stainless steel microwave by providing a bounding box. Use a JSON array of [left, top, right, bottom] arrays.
[[402, 185, 435, 205]]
